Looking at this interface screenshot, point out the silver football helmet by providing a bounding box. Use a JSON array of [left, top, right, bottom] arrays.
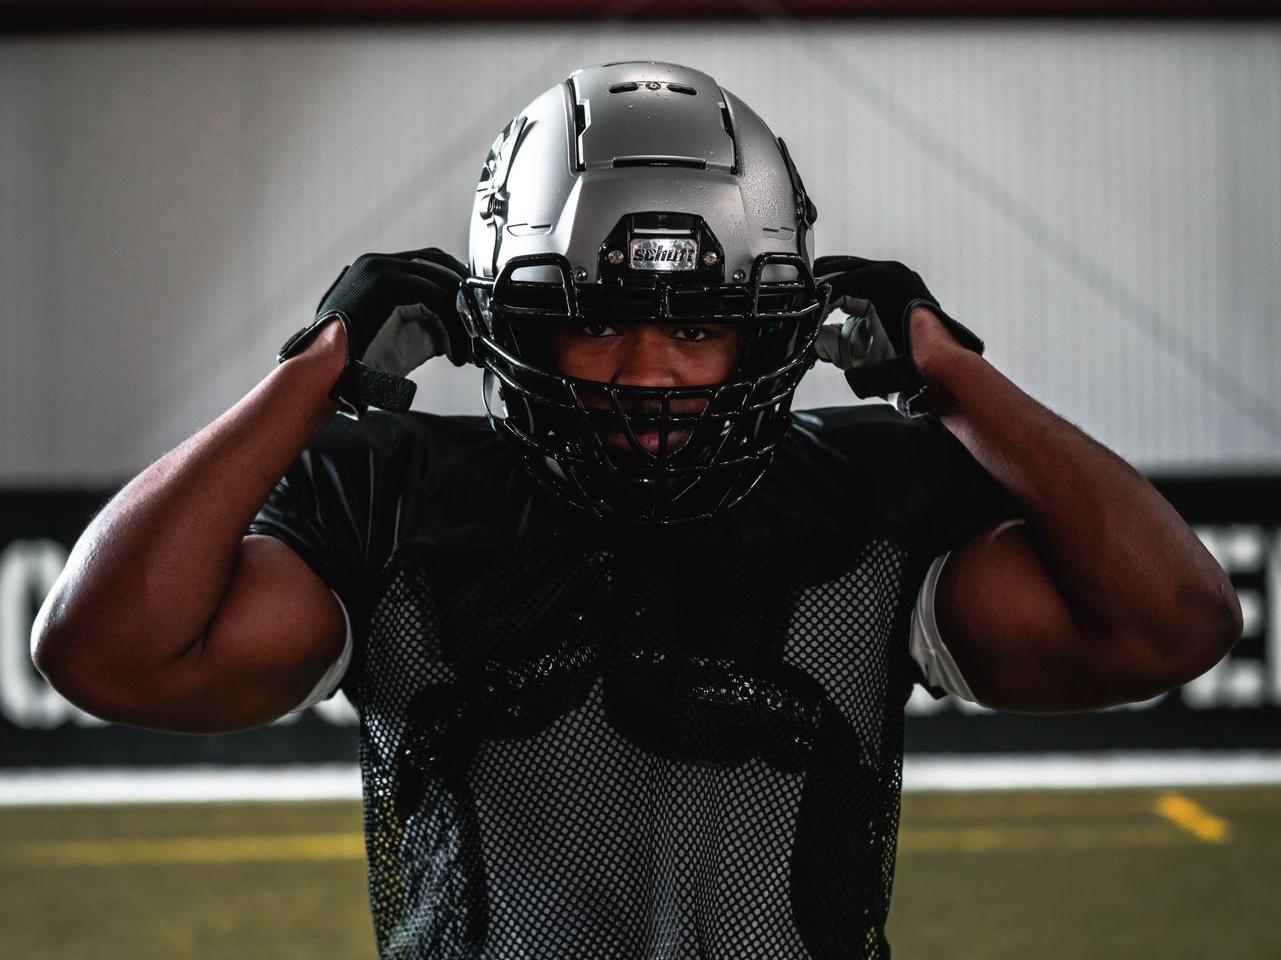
[[458, 61, 828, 524]]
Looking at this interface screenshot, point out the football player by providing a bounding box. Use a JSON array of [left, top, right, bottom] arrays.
[[32, 62, 1241, 958]]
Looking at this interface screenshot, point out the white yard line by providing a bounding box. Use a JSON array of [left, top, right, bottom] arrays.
[[1, 752, 1280, 806], [901, 751, 1281, 791]]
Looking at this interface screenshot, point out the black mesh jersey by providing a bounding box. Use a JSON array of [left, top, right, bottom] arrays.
[[248, 404, 1019, 960]]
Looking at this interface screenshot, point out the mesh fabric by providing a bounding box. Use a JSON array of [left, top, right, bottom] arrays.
[[351, 529, 915, 960]]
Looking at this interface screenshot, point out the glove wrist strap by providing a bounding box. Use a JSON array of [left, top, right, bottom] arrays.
[[843, 356, 918, 400]]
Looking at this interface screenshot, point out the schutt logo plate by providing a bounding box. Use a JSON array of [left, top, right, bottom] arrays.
[[629, 237, 697, 272]]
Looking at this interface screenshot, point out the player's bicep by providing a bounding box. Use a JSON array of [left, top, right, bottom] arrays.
[[932, 520, 1165, 712], [163, 535, 348, 732]]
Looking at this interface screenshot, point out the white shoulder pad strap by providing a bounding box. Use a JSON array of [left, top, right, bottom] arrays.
[[908, 552, 979, 703], [290, 589, 354, 713]]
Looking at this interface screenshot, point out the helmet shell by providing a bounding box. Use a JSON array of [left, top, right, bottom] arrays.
[[469, 61, 814, 284]]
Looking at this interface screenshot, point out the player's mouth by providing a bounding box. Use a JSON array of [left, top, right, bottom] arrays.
[[582, 392, 708, 459], [603, 426, 692, 456]]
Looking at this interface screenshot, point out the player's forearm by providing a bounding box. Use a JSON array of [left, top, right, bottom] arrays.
[[31, 321, 346, 677], [911, 309, 1241, 657]]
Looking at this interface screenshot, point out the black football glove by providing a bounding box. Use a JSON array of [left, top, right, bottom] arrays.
[[277, 247, 472, 419], [813, 256, 984, 415]]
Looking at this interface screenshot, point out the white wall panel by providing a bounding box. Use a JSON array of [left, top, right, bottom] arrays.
[[1, 22, 1278, 484]]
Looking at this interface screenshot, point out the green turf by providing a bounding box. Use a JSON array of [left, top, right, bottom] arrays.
[[1, 786, 1277, 958], [890, 786, 1281, 959], [0, 801, 376, 960]]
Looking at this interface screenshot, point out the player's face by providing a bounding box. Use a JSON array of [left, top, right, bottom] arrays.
[[547, 321, 744, 455]]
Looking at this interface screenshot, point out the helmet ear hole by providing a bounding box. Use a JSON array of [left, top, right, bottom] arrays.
[[760, 263, 799, 283]]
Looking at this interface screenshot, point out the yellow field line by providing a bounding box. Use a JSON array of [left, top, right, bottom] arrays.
[[6, 801, 1230, 866], [11, 826, 1188, 865], [8, 832, 366, 866], [1153, 792, 1229, 843]]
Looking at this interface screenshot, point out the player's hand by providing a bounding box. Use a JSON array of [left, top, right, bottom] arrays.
[[814, 294, 898, 374], [277, 248, 472, 419], [813, 255, 985, 413]]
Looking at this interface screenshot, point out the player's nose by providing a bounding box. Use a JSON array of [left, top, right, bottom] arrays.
[[611, 325, 681, 389]]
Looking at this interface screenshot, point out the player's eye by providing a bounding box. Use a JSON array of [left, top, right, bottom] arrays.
[[579, 322, 620, 338], [672, 326, 713, 342]]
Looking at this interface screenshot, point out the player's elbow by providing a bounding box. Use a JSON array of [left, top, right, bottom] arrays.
[[1121, 618, 1241, 702], [1164, 585, 1244, 686], [33, 626, 113, 723], [1213, 579, 1245, 653], [31, 622, 109, 722], [1171, 620, 1242, 691], [30, 597, 81, 692], [1112, 577, 1244, 700], [31, 609, 169, 727], [30, 579, 115, 700]]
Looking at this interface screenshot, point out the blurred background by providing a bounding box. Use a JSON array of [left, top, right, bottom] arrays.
[[1, 1, 1279, 957]]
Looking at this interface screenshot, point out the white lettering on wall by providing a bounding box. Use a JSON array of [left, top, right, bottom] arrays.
[[1270, 529, 1281, 708]]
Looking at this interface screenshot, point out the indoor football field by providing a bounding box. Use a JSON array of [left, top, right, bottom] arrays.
[[2, 785, 1277, 959]]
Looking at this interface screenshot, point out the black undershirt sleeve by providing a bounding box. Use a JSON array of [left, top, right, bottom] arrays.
[[915, 411, 1023, 562], [908, 412, 1024, 698], [247, 416, 387, 696]]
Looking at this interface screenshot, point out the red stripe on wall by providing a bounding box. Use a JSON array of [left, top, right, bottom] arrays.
[[3, 0, 1279, 34]]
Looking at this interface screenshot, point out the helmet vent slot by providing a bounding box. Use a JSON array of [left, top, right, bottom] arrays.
[[667, 83, 697, 95], [609, 82, 639, 93], [718, 99, 740, 175], [612, 156, 707, 170]]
